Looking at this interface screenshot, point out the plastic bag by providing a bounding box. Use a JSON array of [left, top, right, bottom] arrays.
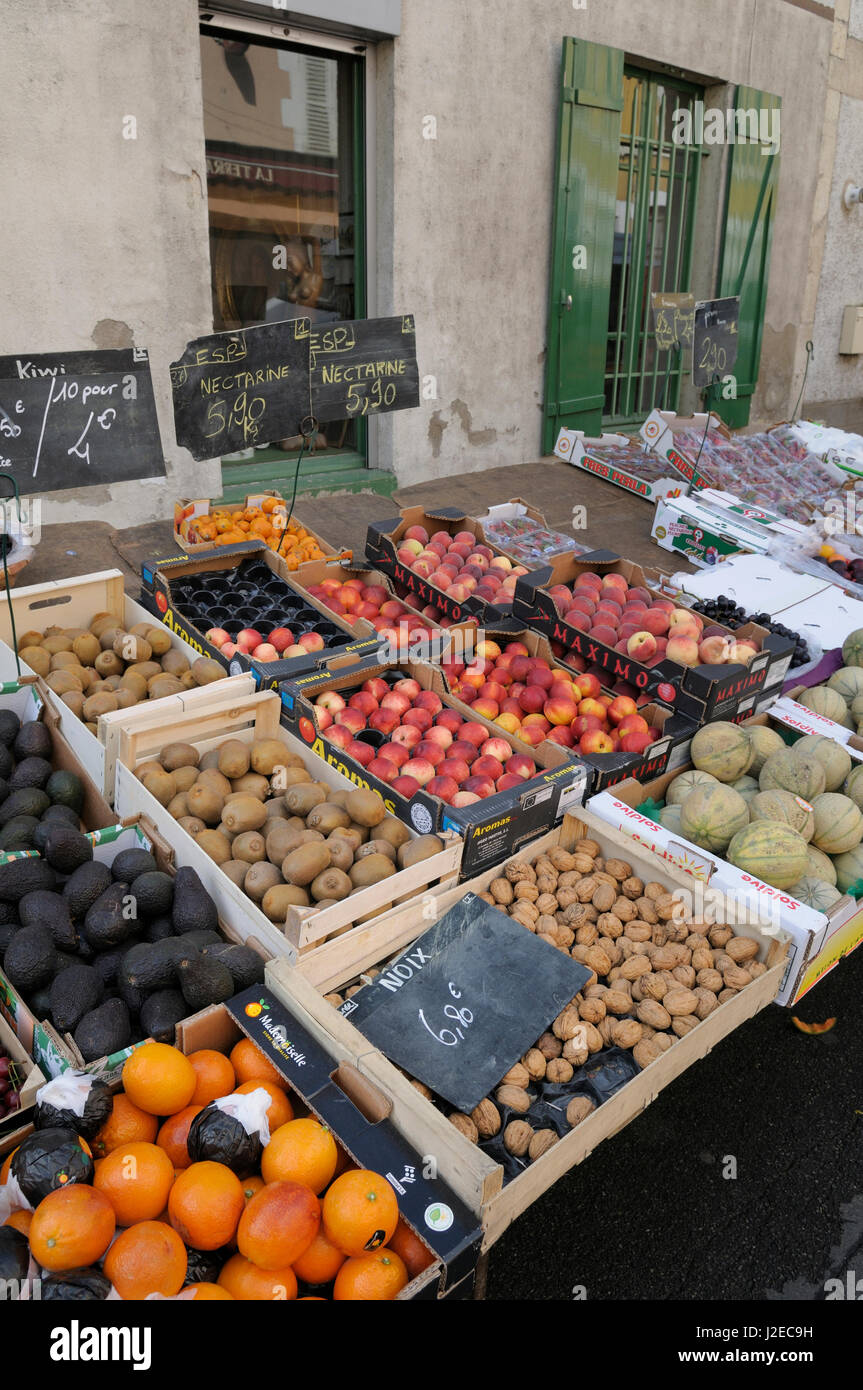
[[187, 1087, 271, 1174], [10, 1127, 94, 1206], [34, 1073, 112, 1140]]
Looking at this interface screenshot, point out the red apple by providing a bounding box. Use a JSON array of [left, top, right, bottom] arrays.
[[338, 708, 366, 734], [298, 632, 325, 653], [349, 691, 379, 717], [206, 628, 230, 648], [402, 708, 434, 733], [391, 723, 422, 750], [362, 676, 390, 701], [251, 643, 279, 663], [368, 756, 399, 782], [236, 628, 263, 653], [317, 690, 346, 714], [381, 691, 411, 717]]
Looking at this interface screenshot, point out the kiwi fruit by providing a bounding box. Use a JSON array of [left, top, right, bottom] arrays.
[[90, 614, 121, 637], [46, 671, 84, 697], [265, 821, 305, 865], [262, 883, 311, 921], [127, 661, 162, 682], [250, 739, 290, 776], [119, 671, 148, 700], [98, 627, 126, 652], [398, 833, 445, 869], [178, 816, 206, 837], [50, 651, 79, 670], [94, 650, 124, 678], [18, 629, 45, 647], [195, 768, 232, 798], [325, 789, 351, 810], [136, 760, 165, 781], [356, 838, 397, 864], [221, 796, 267, 833], [186, 782, 225, 824], [232, 830, 266, 864], [102, 675, 123, 692], [263, 797, 287, 820], [114, 689, 138, 711], [198, 750, 221, 771], [276, 767, 313, 790], [140, 767, 177, 806], [148, 675, 185, 701], [244, 862, 282, 902], [70, 633, 100, 667], [160, 650, 190, 677], [167, 793, 190, 819], [221, 860, 250, 888], [230, 772, 269, 800], [161, 743, 200, 772], [60, 691, 85, 717], [42, 634, 74, 655], [83, 692, 119, 721], [325, 835, 354, 872], [344, 789, 387, 828], [310, 867, 352, 902], [19, 647, 51, 676], [113, 633, 152, 664], [194, 829, 232, 864], [172, 766, 199, 794], [281, 842, 331, 886], [218, 740, 251, 780], [349, 854, 396, 889], [145, 627, 173, 657], [285, 783, 328, 817], [330, 825, 363, 854], [192, 657, 226, 685], [346, 820, 370, 844], [306, 803, 351, 834]]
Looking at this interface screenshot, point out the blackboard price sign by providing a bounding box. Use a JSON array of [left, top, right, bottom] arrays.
[[0, 347, 164, 495], [310, 314, 419, 423], [170, 318, 311, 461], [650, 292, 695, 353], [339, 894, 590, 1112], [693, 297, 740, 388]]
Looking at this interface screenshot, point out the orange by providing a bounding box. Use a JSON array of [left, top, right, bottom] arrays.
[[237, 1181, 320, 1270], [322, 1170, 399, 1257], [292, 1228, 346, 1286], [188, 1049, 235, 1106], [261, 1117, 337, 1194], [104, 1221, 187, 1300], [234, 1079, 293, 1132], [241, 1175, 265, 1206], [4, 1210, 32, 1236], [333, 1249, 408, 1300], [388, 1217, 435, 1278], [168, 1161, 245, 1251], [186, 1282, 235, 1301], [157, 1105, 203, 1168], [91, 1094, 158, 1159], [217, 1252, 298, 1301], [229, 1038, 283, 1088], [0, 1149, 16, 1184], [29, 1185, 116, 1272], [122, 1043, 197, 1116], [93, 1142, 174, 1225]]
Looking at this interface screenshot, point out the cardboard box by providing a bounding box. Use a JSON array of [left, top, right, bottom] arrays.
[[557, 429, 689, 504], [0, 1009, 46, 1140], [270, 808, 787, 1248], [113, 689, 463, 964], [173, 491, 345, 560], [767, 689, 863, 760], [651, 492, 772, 566], [279, 654, 590, 877], [471, 497, 587, 566], [587, 767, 863, 1006], [512, 549, 794, 721], [639, 409, 725, 490]]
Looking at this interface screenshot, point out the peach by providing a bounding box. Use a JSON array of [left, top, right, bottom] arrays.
[[650, 598, 676, 615], [547, 726, 575, 747], [367, 708, 400, 737], [617, 714, 650, 738], [403, 525, 429, 546], [347, 739, 376, 767], [325, 724, 352, 749], [578, 697, 607, 721], [504, 641, 530, 656], [472, 697, 500, 721], [494, 772, 522, 792], [439, 756, 471, 784], [426, 775, 459, 804], [519, 725, 547, 748], [415, 739, 446, 767], [206, 628, 230, 648], [431, 570, 452, 590], [544, 697, 579, 726], [447, 585, 469, 603], [573, 672, 602, 700], [397, 548, 419, 568], [499, 698, 523, 718], [607, 696, 638, 726], [472, 753, 506, 782], [425, 725, 454, 751], [627, 587, 652, 603], [475, 639, 502, 661], [391, 724, 422, 750], [451, 791, 482, 807], [590, 625, 619, 648], [251, 643, 280, 663], [666, 635, 701, 667], [572, 714, 604, 738], [401, 757, 436, 787], [522, 713, 551, 732], [413, 691, 443, 716], [574, 572, 602, 591], [220, 642, 238, 659], [619, 730, 653, 754], [526, 663, 554, 689], [626, 632, 658, 662], [316, 690, 346, 714], [518, 685, 547, 715], [435, 710, 465, 735], [402, 708, 434, 733], [349, 691, 379, 717], [380, 600, 407, 621], [549, 678, 578, 701], [460, 721, 490, 748], [315, 707, 333, 731], [640, 608, 671, 635], [480, 737, 512, 763], [338, 708, 367, 734], [699, 635, 732, 665], [378, 741, 410, 769], [730, 641, 759, 665], [391, 775, 421, 798], [506, 754, 537, 780], [236, 629, 263, 653], [368, 756, 399, 783], [450, 739, 480, 765], [380, 691, 411, 716], [601, 572, 628, 590], [579, 730, 615, 754], [463, 774, 496, 799], [362, 677, 390, 702], [393, 678, 421, 701]]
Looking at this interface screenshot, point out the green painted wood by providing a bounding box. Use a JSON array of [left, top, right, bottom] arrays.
[[716, 86, 781, 429], [218, 461, 396, 504], [543, 38, 624, 451]]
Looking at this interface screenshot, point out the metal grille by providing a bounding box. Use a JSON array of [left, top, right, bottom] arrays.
[[604, 71, 703, 424]]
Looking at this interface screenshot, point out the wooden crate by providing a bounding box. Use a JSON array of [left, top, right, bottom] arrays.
[[267, 807, 789, 1247], [174, 492, 346, 560], [114, 689, 463, 967]]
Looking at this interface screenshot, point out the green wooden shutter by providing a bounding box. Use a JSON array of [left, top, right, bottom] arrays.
[[542, 38, 624, 452], [715, 86, 781, 428]]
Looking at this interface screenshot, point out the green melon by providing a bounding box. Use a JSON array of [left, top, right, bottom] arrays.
[[731, 775, 760, 806], [659, 804, 683, 834], [796, 685, 852, 724], [759, 749, 826, 801], [726, 823, 809, 889], [690, 722, 754, 783], [804, 843, 838, 885], [810, 793, 863, 854], [827, 666, 863, 706], [843, 762, 863, 811], [794, 734, 853, 792], [745, 724, 786, 776], [832, 844, 863, 894], [841, 628, 863, 667], [748, 788, 815, 842], [679, 784, 750, 853], [665, 769, 719, 805], [788, 877, 843, 912]]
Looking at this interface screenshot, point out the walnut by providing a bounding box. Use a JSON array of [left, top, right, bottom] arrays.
[[552, 1007, 583, 1041], [722, 963, 752, 990], [619, 954, 651, 981], [503, 1119, 534, 1157], [624, 920, 652, 942], [726, 935, 759, 963], [672, 964, 696, 989], [591, 883, 616, 914], [583, 1022, 603, 1053], [572, 853, 597, 874], [593, 857, 606, 872], [411, 1079, 433, 1098], [554, 924, 575, 949], [612, 897, 637, 922], [747, 961, 767, 979], [535, 892, 558, 916], [522, 1048, 547, 1081], [612, 1018, 644, 1048], [478, 891, 497, 906], [583, 981, 607, 999], [555, 887, 580, 909], [513, 881, 539, 905], [639, 1024, 656, 1041], [511, 912, 537, 933], [691, 946, 714, 972], [575, 921, 598, 946], [633, 1039, 663, 1069], [640, 973, 668, 1001], [596, 912, 623, 939], [501, 1061, 530, 1089], [605, 858, 632, 882], [537, 932, 559, 949], [597, 1017, 617, 1047], [496, 1083, 531, 1114], [448, 1112, 479, 1143], [537, 1031, 562, 1059], [548, 847, 577, 872], [584, 944, 612, 977], [546, 1057, 574, 1084], [635, 898, 659, 923], [576, 875, 599, 903], [490, 878, 514, 905], [630, 977, 645, 1001], [636, 998, 672, 1030], [652, 944, 689, 971], [663, 987, 698, 1017], [579, 997, 606, 1024], [694, 987, 719, 1020], [709, 925, 733, 948], [598, 936, 623, 966], [643, 881, 667, 901], [607, 965, 625, 982], [536, 914, 558, 936], [566, 1095, 595, 1128], [528, 1130, 559, 1162], [506, 859, 536, 883], [654, 1032, 673, 1053], [582, 905, 599, 923], [579, 839, 601, 859], [470, 1099, 501, 1138], [654, 893, 681, 921], [562, 1037, 590, 1065], [622, 875, 644, 899], [558, 871, 582, 888], [536, 875, 558, 897], [603, 988, 634, 1015], [718, 986, 739, 1002], [672, 1015, 699, 1038]]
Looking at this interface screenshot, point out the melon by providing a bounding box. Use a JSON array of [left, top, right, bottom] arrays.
[[827, 666, 863, 705], [745, 724, 786, 776], [843, 763, 863, 811], [726, 823, 809, 889], [796, 685, 851, 724], [832, 844, 863, 894], [748, 788, 815, 842], [804, 843, 838, 885], [788, 877, 843, 912], [841, 627, 863, 667], [810, 792, 863, 854], [759, 749, 826, 801], [665, 769, 719, 806], [679, 784, 750, 854], [690, 722, 754, 783], [852, 694, 863, 726], [731, 775, 759, 805], [659, 804, 683, 834], [793, 733, 852, 792]]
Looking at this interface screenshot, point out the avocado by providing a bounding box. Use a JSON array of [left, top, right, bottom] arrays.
[[203, 943, 265, 990], [116, 974, 146, 1017], [171, 866, 219, 936], [19, 890, 77, 949], [0, 900, 17, 926], [142, 914, 174, 943], [63, 860, 112, 919], [3, 926, 57, 992], [30, 985, 52, 1016], [176, 953, 234, 1011], [0, 816, 39, 852], [177, 930, 222, 950], [53, 950, 81, 973], [0, 921, 17, 953], [73, 998, 132, 1062], [0, 788, 50, 826], [0, 856, 56, 902], [42, 803, 81, 829], [120, 941, 178, 992], [91, 946, 125, 990], [128, 871, 173, 919], [140, 989, 187, 1043], [0, 747, 14, 782], [13, 721, 52, 762], [45, 770, 84, 814], [111, 848, 158, 883], [44, 827, 93, 875], [9, 756, 52, 791], [83, 882, 136, 950], [0, 709, 21, 747], [49, 963, 103, 1034]]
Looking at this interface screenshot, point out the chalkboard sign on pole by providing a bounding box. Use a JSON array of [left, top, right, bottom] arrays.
[[0, 348, 165, 496], [339, 895, 591, 1113], [650, 292, 695, 353], [170, 318, 311, 461], [692, 297, 740, 389], [310, 314, 419, 423]]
